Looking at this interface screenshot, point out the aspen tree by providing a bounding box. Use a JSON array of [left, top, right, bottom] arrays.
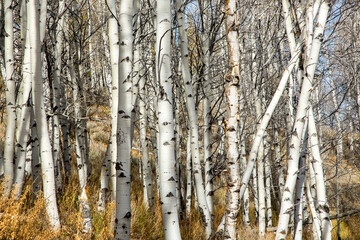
[[224, 0, 241, 238], [28, 0, 60, 229], [3, 0, 16, 197], [106, 0, 119, 201], [98, 142, 111, 211], [139, 43, 155, 209], [201, 0, 214, 216], [156, 0, 181, 238], [176, 0, 212, 237], [52, 0, 66, 191], [13, 18, 31, 198], [115, 1, 133, 239], [276, 2, 330, 239]]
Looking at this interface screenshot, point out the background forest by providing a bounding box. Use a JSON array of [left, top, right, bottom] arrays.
[[0, 0, 360, 239]]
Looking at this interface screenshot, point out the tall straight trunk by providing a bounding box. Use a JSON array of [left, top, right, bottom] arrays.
[[115, 1, 133, 239], [224, 0, 241, 238], [3, 0, 16, 197], [106, 0, 119, 202], [13, 19, 31, 197], [139, 52, 155, 209], [276, 3, 329, 238], [330, 75, 343, 240], [264, 136, 272, 228], [185, 132, 192, 216], [28, 0, 60, 229], [52, 0, 66, 190], [176, 0, 212, 237], [201, 0, 214, 217], [156, 0, 181, 238], [255, 91, 266, 237], [294, 123, 308, 240], [30, 108, 41, 196]]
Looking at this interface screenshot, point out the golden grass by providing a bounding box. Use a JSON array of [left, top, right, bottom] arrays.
[[0, 113, 360, 239]]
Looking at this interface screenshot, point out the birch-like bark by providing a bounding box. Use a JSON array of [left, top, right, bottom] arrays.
[[228, 37, 304, 229], [3, 0, 16, 197], [52, 0, 66, 190], [107, 0, 119, 201], [255, 87, 266, 237], [276, 3, 329, 238], [201, 0, 214, 217], [294, 124, 308, 240], [274, 126, 285, 198], [114, 1, 133, 239], [264, 136, 272, 228], [176, 0, 212, 237], [139, 52, 155, 209], [69, 38, 92, 232], [28, 0, 60, 229], [30, 109, 41, 196], [13, 20, 31, 198], [185, 132, 192, 216], [305, 177, 321, 240], [330, 74, 343, 240], [98, 142, 111, 211], [308, 106, 332, 239], [224, 0, 241, 238], [156, 0, 181, 238]]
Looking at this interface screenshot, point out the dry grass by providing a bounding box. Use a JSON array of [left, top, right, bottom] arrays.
[[1, 113, 360, 239]]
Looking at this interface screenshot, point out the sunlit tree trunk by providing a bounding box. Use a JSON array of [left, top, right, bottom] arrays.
[[28, 0, 60, 229], [201, 0, 214, 217], [98, 142, 111, 211], [3, 0, 16, 197], [114, 1, 133, 239], [308, 106, 332, 239], [224, 0, 241, 238], [13, 18, 31, 198], [276, 2, 329, 238], [156, 0, 181, 238], [176, 0, 211, 237], [106, 0, 119, 202], [52, 0, 66, 190]]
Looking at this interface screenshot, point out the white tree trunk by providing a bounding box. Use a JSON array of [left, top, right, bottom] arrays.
[[156, 0, 182, 238], [176, 0, 212, 237], [28, 0, 60, 229], [52, 0, 66, 191], [201, 0, 214, 217], [106, 0, 119, 202], [185, 132, 192, 216], [224, 0, 241, 238], [98, 142, 111, 212], [114, 1, 133, 239], [276, 2, 329, 238], [139, 53, 155, 209], [3, 0, 16, 197], [13, 17, 31, 198], [308, 106, 332, 239]]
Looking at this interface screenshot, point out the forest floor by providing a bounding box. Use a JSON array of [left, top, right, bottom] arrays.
[[0, 107, 359, 239]]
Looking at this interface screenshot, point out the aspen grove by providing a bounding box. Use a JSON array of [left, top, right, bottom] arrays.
[[1, 0, 360, 239]]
